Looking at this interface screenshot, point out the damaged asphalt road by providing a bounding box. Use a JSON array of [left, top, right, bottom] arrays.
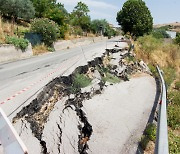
[[0, 38, 156, 154], [0, 39, 116, 119]]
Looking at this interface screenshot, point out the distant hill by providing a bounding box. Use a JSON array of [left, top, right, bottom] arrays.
[[154, 22, 180, 32]]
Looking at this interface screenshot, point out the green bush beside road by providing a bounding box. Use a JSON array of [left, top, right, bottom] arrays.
[[6, 36, 29, 50]]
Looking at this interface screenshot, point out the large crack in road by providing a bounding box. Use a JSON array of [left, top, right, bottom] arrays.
[[12, 46, 150, 154]]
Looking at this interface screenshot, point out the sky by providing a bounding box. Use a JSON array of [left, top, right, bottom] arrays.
[[58, 0, 180, 26]]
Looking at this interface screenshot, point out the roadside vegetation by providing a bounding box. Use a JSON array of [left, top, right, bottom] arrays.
[[0, 0, 120, 55], [71, 73, 92, 93], [32, 44, 50, 55], [140, 123, 156, 150], [5, 36, 29, 50], [102, 72, 120, 84], [96, 65, 121, 84], [174, 32, 180, 46], [116, 0, 180, 153], [135, 31, 180, 154]]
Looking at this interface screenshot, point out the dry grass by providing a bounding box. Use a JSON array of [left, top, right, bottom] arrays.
[[135, 36, 180, 77], [0, 17, 30, 44], [154, 22, 180, 28], [64, 33, 77, 40], [135, 35, 180, 154], [144, 141, 155, 154], [0, 17, 5, 43], [2, 21, 12, 35], [32, 44, 49, 55], [65, 33, 96, 40], [87, 33, 96, 37]]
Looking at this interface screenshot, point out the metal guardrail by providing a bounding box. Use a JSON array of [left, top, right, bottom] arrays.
[[0, 108, 28, 154], [155, 66, 169, 154]]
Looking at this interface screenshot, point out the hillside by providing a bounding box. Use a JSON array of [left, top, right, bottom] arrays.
[[154, 22, 180, 32]]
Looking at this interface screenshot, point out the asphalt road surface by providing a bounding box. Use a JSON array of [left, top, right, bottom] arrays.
[[0, 39, 117, 119], [0, 37, 157, 154]]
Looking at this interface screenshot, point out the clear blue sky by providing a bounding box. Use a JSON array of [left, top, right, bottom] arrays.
[[58, 0, 180, 26]]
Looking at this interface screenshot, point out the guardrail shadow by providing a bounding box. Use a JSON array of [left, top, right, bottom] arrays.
[[136, 76, 161, 154]]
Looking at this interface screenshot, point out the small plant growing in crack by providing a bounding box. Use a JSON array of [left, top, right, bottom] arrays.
[[125, 55, 136, 63], [102, 72, 121, 84], [96, 65, 120, 84], [96, 65, 109, 76], [70, 73, 92, 93], [140, 123, 156, 150]]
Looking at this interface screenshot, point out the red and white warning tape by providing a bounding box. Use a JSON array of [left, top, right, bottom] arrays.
[[0, 56, 80, 105]]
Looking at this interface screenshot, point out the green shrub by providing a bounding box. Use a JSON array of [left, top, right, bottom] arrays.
[[96, 65, 109, 74], [140, 123, 156, 150], [175, 81, 180, 90], [167, 91, 180, 130], [125, 55, 136, 63], [162, 67, 176, 88], [73, 26, 83, 36], [168, 91, 180, 106], [71, 73, 92, 93], [96, 66, 120, 84], [158, 25, 171, 31], [6, 36, 29, 50], [174, 33, 180, 46], [16, 28, 30, 37], [168, 104, 180, 129], [169, 130, 180, 154], [31, 18, 59, 46], [59, 24, 68, 39], [137, 35, 162, 54], [152, 29, 170, 39], [104, 27, 116, 38], [170, 91, 180, 106], [145, 123, 156, 141], [148, 64, 158, 77], [47, 47, 55, 52], [140, 135, 150, 150], [96, 66, 109, 74]]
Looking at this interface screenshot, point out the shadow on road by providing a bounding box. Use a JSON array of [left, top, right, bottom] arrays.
[[136, 77, 161, 154]]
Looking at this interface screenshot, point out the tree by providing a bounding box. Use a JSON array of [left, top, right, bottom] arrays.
[[57, 3, 68, 15], [30, 0, 52, 18], [0, 0, 35, 21], [70, 2, 91, 32], [30, 0, 68, 38], [31, 18, 59, 46], [116, 0, 153, 37], [90, 19, 117, 37], [45, 6, 65, 26], [18, 0, 35, 20], [45, 6, 68, 38], [73, 1, 89, 17], [30, 0, 68, 20], [0, 0, 35, 35], [91, 19, 107, 34], [91, 19, 112, 35]]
